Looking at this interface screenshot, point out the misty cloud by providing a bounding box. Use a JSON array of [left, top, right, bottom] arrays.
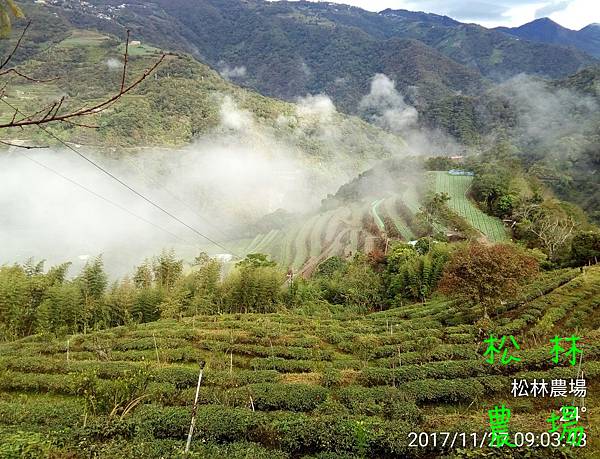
[[1, 92, 406, 275], [300, 61, 312, 77], [496, 74, 598, 150], [219, 96, 255, 131], [296, 94, 336, 122], [219, 64, 247, 80], [105, 58, 122, 70], [402, 0, 535, 21], [359, 74, 418, 134], [535, 1, 571, 18]]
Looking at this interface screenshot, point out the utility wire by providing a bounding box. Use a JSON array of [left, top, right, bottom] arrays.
[[121, 155, 230, 240], [1, 98, 241, 258], [17, 150, 191, 244]]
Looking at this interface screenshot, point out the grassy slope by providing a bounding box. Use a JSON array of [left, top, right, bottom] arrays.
[[0, 267, 598, 457], [431, 171, 509, 242]]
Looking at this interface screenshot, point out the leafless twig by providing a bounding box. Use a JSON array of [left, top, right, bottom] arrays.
[[0, 20, 30, 70], [0, 26, 165, 131], [0, 139, 48, 148]]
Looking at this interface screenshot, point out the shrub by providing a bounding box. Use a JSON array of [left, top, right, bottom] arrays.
[[0, 431, 54, 459], [227, 383, 328, 412], [401, 378, 484, 403], [250, 357, 319, 373], [335, 386, 422, 423]]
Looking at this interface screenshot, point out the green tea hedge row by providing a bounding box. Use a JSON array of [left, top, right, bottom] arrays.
[[0, 396, 83, 428], [134, 405, 412, 456], [359, 360, 492, 386], [230, 344, 333, 361], [225, 383, 328, 412], [250, 357, 321, 373]]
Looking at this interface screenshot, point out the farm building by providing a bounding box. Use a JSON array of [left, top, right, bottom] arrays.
[[448, 169, 474, 176]]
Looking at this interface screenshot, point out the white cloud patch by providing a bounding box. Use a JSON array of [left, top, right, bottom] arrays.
[[105, 58, 122, 70], [300, 61, 312, 77], [219, 64, 247, 80], [359, 74, 418, 134], [269, 1, 597, 30], [296, 94, 336, 121], [219, 96, 254, 131]]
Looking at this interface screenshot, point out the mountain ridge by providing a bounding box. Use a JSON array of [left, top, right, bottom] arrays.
[[495, 17, 600, 57], [36, 0, 596, 117]]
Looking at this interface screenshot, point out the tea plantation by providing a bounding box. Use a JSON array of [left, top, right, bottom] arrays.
[[1, 267, 598, 458]]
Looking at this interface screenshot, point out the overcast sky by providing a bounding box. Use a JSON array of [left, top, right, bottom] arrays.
[[302, 0, 600, 30]]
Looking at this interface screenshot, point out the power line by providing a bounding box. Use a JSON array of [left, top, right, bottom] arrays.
[[1, 98, 241, 258], [17, 150, 191, 244], [121, 155, 230, 241]]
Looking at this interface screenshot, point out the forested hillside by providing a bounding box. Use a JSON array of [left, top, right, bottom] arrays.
[[0, 12, 404, 166], [16, 0, 597, 221], [29, 0, 596, 123]]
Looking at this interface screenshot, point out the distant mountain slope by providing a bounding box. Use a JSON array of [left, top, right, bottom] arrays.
[[378, 9, 595, 80], [1, 11, 406, 173], [35, 0, 596, 118], [495, 18, 600, 58], [42, 0, 486, 115]]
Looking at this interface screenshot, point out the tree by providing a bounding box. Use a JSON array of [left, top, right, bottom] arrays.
[[314, 256, 346, 278], [472, 173, 510, 214], [105, 277, 136, 326], [237, 253, 277, 269], [514, 199, 580, 261], [36, 282, 81, 335], [152, 249, 183, 292], [438, 243, 539, 317], [77, 256, 108, 332], [183, 252, 221, 315], [418, 192, 450, 227], [529, 213, 575, 261], [386, 242, 449, 302], [222, 253, 281, 313], [133, 260, 154, 289], [0, 1, 23, 37], [341, 253, 383, 312], [0, 265, 29, 339], [571, 231, 600, 266]]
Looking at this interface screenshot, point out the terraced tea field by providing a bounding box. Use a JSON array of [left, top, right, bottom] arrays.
[[431, 172, 508, 242], [1, 267, 599, 458], [242, 171, 516, 275], [243, 188, 426, 274], [243, 204, 377, 273]]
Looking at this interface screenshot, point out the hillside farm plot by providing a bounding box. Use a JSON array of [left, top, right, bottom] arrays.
[[58, 30, 111, 47], [253, 229, 281, 254], [0, 267, 599, 457], [291, 215, 320, 269], [370, 199, 386, 231], [383, 197, 414, 240], [432, 171, 508, 242], [402, 187, 421, 213], [309, 212, 334, 258]]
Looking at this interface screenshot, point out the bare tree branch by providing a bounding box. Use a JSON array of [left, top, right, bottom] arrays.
[[0, 26, 166, 132], [120, 29, 130, 93], [0, 139, 48, 148], [0, 67, 58, 82], [0, 54, 165, 129], [530, 215, 575, 260], [0, 20, 29, 70], [61, 118, 100, 129]]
